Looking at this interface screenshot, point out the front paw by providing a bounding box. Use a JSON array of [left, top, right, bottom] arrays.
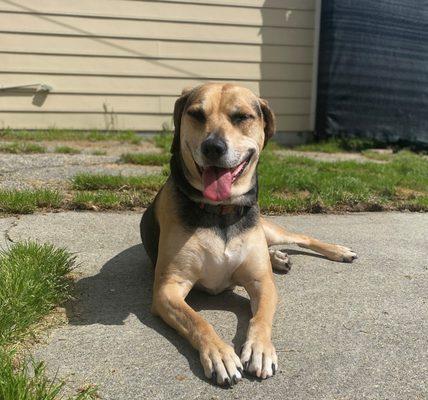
[[200, 340, 243, 387], [240, 338, 278, 379]]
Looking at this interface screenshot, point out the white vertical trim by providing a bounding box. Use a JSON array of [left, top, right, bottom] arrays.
[[309, 0, 322, 131]]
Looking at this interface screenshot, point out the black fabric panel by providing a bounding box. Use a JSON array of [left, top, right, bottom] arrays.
[[316, 0, 428, 145]]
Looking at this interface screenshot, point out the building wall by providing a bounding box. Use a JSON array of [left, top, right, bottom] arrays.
[[0, 0, 317, 131]]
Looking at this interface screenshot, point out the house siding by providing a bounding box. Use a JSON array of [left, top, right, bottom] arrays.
[[0, 0, 317, 131]]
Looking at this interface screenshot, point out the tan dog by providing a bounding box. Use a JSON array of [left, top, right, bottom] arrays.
[[140, 83, 357, 387]]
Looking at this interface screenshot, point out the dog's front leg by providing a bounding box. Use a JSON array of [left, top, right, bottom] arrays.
[[235, 265, 278, 379], [152, 275, 243, 386]]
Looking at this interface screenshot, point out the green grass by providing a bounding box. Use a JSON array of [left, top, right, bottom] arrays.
[[0, 129, 141, 144], [0, 190, 63, 214], [152, 131, 173, 152], [90, 149, 107, 156], [362, 149, 393, 161], [120, 152, 170, 166], [0, 137, 427, 214], [0, 142, 46, 154], [71, 190, 152, 210], [0, 352, 97, 400], [0, 242, 74, 346], [258, 150, 428, 213], [71, 173, 166, 192], [54, 145, 81, 154], [294, 137, 383, 153], [0, 242, 97, 400]]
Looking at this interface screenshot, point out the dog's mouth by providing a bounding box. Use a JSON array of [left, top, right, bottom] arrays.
[[195, 151, 253, 202]]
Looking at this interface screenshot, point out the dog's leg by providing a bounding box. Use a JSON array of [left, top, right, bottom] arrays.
[[152, 275, 243, 386], [238, 271, 278, 379], [261, 217, 357, 262]]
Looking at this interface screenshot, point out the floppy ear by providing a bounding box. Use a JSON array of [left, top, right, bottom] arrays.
[[259, 98, 276, 147], [171, 88, 192, 154]]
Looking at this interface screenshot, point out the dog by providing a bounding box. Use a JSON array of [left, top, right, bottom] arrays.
[[140, 83, 357, 387]]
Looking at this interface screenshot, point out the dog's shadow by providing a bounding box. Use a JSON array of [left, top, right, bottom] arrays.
[[65, 244, 252, 382]]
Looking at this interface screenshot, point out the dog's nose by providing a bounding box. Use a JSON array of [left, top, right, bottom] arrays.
[[201, 137, 227, 161]]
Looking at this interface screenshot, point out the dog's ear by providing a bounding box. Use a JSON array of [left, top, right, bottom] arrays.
[[259, 98, 276, 147], [171, 88, 192, 154]]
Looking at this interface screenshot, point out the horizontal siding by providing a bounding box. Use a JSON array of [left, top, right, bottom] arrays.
[[0, 0, 315, 28], [0, 34, 314, 63], [126, 1, 316, 10], [0, 95, 311, 115], [0, 0, 316, 131], [0, 113, 309, 131], [0, 14, 314, 46], [0, 74, 312, 97], [2, 54, 313, 81]]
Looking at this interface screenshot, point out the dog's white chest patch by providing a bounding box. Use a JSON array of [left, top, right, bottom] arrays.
[[197, 234, 249, 294]]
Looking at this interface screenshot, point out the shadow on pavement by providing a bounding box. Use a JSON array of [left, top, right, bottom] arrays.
[[65, 244, 252, 383]]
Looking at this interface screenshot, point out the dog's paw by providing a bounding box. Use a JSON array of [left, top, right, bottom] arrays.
[[240, 339, 278, 379], [327, 245, 358, 263], [269, 249, 292, 272], [200, 341, 243, 387]]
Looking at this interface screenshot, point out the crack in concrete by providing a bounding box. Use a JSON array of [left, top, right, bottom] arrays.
[[4, 217, 19, 244]]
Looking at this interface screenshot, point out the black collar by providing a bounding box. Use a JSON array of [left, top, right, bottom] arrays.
[[197, 202, 245, 216]]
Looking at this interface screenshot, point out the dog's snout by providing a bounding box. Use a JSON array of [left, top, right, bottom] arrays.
[[201, 137, 227, 161]]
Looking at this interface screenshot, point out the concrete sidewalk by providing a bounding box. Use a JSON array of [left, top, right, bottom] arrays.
[[2, 212, 427, 399]]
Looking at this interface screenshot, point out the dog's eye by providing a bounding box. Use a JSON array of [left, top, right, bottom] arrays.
[[231, 113, 254, 124], [187, 109, 206, 123]]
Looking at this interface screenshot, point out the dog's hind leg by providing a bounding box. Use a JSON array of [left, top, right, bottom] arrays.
[[269, 248, 292, 272], [261, 217, 357, 263]]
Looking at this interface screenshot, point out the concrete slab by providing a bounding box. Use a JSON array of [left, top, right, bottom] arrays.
[[7, 211, 428, 400]]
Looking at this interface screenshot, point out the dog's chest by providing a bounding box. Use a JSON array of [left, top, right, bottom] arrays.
[[196, 232, 249, 294]]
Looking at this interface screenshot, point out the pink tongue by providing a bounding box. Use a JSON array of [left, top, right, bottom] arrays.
[[202, 167, 232, 202]]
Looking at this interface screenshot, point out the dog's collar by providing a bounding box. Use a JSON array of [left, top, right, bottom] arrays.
[[197, 202, 245, 216]]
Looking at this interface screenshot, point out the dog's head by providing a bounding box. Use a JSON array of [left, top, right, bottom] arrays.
[[171, 83, 275, 204]]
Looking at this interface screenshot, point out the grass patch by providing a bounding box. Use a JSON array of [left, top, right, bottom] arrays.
[[0, 129, 141, 144], [0, 190, 63, 214], [120, 152, 170, 166], [0, 242, 74, 346], [0, 242, 97, 399], [0, 352, 97, 400], [258, 150, 428, 213], [362, 149, 393, 161], [0, 142, 427, 215], [71, 190, 152, 210], [294, 137, 383, 153], [90, 149, 107, 156], [0, 142, 46, 154], [153, 131, 173, 152], [71, 173, 166, 192], [54, 145, 81, 154]]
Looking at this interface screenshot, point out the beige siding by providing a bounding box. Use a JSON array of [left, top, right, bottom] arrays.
[[0, 0, 317, 131]]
